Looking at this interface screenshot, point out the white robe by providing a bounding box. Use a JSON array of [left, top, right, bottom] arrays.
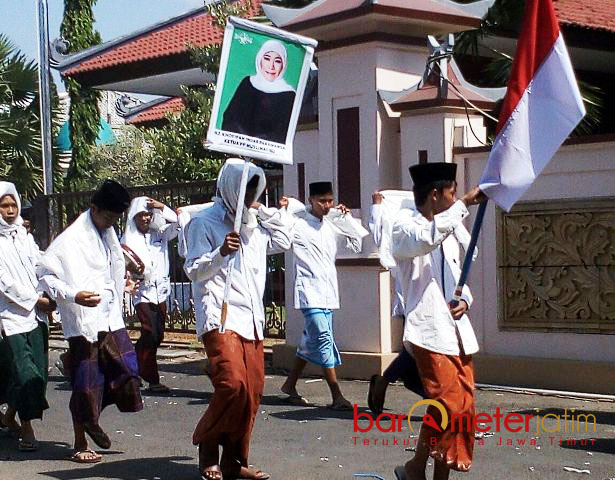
[[37, 210, 126, 342], [121, 199, 179, 305], [392, 200, 479, 356], [287, 198, 368, 310], [183, 159, 292, 340], [0, 181, 43, 336]]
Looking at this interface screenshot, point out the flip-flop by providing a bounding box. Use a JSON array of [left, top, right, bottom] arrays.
[[394, 465, 407, 480], [70, 449, 102, 464], [223, 465, 270, 480], [201, 464, 223, 480], [284, 395, 313, 406], [84, 423, 111, 450], [18, 438, 39, 452]]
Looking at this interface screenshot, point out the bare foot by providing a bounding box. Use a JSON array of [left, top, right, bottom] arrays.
[[201, 465, 222, 480], [222, 464, 270, 480], [280, 383, 299, 398]]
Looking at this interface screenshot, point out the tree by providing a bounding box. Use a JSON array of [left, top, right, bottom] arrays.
[[80, 126, 157, 189], [0, 34, 61, 201], [144, 0, 256, 183], [455, 0, 602, 136], [60, 0, 101, 191]]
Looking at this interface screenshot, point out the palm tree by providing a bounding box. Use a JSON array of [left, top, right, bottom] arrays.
[[0, 34, 61, 200]]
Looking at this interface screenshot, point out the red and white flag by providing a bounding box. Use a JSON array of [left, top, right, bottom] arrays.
[[479, 0, 585, 211]]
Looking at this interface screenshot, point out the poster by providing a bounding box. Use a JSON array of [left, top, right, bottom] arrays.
[[206, 17, 317, 165]]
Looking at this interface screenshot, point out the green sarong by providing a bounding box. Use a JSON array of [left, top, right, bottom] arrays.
[[3, 322, 49, 421]]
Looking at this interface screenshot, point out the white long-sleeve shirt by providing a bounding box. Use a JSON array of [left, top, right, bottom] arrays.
[[369, 203, 405, 318], [291, 210, 363, 310], [184, 203, 291, 341], [38, 210, 126, 342], [0, 230, 41, 336], [392, 200, 478, 356], [129, 207, 179, 305]]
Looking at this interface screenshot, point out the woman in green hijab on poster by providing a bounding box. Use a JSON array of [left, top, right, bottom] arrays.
[[222, 39, 296, 144]]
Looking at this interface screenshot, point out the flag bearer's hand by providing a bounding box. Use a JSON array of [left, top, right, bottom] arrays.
[[220, 231, 241, 257], [449, 300, 469, 320], [461, 187, 487, 207]]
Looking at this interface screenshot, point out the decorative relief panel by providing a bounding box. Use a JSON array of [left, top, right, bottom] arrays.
[[497, 198, 615, 334]]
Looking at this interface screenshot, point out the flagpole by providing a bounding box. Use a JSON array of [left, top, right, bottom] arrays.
[[219, 159, 252, 333], [36, 0, 53, 195], [451, 200, 488, 307]]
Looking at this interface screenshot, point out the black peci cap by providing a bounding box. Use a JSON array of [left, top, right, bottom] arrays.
[[91, 179, 131, 213], [409, 162, 457, 187], [309, 181, 333, 196]]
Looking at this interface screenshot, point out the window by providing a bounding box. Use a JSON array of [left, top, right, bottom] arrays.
[[337, 107, 361, 208], [297, 163, 305, 203]]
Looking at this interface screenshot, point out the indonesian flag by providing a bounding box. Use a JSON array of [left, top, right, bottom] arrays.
[[479, 0, 585, 211]]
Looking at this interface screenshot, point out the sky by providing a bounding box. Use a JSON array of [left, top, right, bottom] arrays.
[[0, 0, 206, 92]]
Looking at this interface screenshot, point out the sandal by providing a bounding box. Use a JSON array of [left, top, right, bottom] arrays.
[[222, 465, 270, 480], [18, 438, 39, 452], [84, 423, 111, 449], [201, 464, 223, 480], [71, 448, 102, 463]]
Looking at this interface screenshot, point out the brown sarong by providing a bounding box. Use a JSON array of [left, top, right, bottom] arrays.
[[412, 343, 475, 472], [193, 329, 264, 468]]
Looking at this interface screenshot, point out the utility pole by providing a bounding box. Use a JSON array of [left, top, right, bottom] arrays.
[[37, 0, 53, 195]]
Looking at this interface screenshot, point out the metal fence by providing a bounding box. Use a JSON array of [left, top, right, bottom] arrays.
[[32, 176, 287, 339]]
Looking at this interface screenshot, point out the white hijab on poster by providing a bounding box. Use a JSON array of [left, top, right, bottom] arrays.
[[0, 181, 25, 238], [249, 39, 295, 94]]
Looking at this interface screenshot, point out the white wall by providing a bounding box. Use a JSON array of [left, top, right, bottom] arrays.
[[457, 139, 615, 363]]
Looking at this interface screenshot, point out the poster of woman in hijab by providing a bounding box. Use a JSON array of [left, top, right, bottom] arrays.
[[206, 17, 317, 165]]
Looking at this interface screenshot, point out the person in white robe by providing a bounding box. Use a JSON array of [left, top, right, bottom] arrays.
[[184, 159, 291, 480], [0, 182, 54, 452], [121, 196, 178, 393], [391, 163, 486, 480], [367, 190, 426, 415], [37, 180, 143, 464], [280, 181, 368, 410]]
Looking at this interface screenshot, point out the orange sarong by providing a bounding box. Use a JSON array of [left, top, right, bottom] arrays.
[[193, 329, 264, 467], [412, 343, 475, 472]]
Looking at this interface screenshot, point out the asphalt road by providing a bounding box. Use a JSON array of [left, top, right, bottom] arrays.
[[1, 350, 614, 480]]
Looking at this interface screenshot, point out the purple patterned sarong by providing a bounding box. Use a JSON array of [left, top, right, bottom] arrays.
[[67, 328, 143, 425]]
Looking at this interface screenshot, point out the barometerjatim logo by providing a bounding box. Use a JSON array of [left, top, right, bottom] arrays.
[[407, 399, 448, 433]]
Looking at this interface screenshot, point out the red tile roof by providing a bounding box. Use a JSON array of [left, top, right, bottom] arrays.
[[126, 97, 186, 126], [555, 0, 615, 33], [63, 0, 262, 76]]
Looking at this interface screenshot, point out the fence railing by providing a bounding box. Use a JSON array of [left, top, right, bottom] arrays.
[[33, 176, 287, 339]]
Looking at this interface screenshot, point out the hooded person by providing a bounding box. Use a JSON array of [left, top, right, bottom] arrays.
[[279, 181, 369, 411], [0, 182, 54, 452], [37, 179, 143, 464], [183, 158, 292, 480], [221, 39, 296, 144], [121, 196, 179, 393], [390, 163, 486, 480]]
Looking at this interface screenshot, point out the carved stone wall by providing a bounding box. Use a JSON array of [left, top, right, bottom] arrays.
[[497, 198, 615, 334]]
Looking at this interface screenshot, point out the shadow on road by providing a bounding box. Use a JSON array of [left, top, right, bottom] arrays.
[[0, 440, 71, 462], [40, 455, 194, 480], [559, 437, 615, 455]]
